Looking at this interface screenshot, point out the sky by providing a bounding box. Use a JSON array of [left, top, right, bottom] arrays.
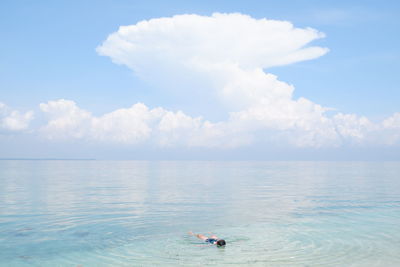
[[0, 0, 399, 160]]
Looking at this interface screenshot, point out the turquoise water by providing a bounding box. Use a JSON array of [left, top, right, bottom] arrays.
[[0, 161, 400, 266]]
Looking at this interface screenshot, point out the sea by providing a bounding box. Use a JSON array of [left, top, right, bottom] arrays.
[[0, 160, 399, 266]]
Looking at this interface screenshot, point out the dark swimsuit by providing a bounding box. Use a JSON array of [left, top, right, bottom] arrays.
[[205, 238, 218, 244]]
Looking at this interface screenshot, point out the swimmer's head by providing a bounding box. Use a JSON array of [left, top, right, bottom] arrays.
[[216, 239, 226, 246]]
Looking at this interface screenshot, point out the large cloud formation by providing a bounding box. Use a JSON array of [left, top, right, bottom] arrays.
[[39, 13, 399, 147], [39, 99, 248, 147]]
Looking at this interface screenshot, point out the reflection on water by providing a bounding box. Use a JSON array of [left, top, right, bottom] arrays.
[[0, 161, 400, 266]]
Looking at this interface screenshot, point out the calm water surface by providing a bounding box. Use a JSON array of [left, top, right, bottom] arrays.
[[0, 161, 400, 266]]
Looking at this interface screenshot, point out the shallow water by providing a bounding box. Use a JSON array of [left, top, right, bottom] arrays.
[[0, 160, 400, 266]]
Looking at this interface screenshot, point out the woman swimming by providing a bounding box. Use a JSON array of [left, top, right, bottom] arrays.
[[188, 231, 226, 246]]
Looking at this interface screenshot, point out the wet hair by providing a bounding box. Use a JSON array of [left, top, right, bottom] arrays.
[[216, 239, 226, 246]]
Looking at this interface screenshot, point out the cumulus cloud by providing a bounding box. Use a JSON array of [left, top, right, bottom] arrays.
[[383, 113, 400, 129], [97, 13, 328, 111], [0, 102, 33, 132], [39, 99, 248, 147], [381, 113, 400, 145], [39, 98, 399, 148], [333, 113, 375, 142], [94, 12, 342, 147], [37, 13, 399, 148], [40, 99, 157, 143], [97, 13, 327, 71]]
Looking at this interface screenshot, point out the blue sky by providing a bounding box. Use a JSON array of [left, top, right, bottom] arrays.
[[0, 0, 399, 159]]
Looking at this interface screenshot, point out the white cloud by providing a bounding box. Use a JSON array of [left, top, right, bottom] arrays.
[[97, 13, 328, 111], [95, 12, 340, 147], [97, 13, 327, 71], [39, 99, 253, 147], [381, 113, 400, 145], [40, 99, 155, 143], [0, 102, 33, 132], [383, 113, 400, 129], [39, 98, 400, 149], [333, 113, 375, 142], [37, 13, 399, 148]]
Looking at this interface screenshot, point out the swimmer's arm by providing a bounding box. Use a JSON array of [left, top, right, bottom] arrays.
[[188, 231, 208, 241]]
